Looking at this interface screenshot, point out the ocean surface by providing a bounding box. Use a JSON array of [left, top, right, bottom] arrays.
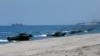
[[0, 25, 100, 44]]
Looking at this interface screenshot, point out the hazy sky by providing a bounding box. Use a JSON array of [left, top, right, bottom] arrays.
[[0, 0, 100, 25]]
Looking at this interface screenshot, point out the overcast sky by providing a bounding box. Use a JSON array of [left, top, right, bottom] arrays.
[[0, 0, 100, 25]]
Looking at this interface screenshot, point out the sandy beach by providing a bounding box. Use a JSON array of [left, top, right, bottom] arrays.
[[0, 33, 100, 56]]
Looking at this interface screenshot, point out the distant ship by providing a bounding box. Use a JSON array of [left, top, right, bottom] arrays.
[[76, 22, 100, 25], [12, 23, 24, 26]]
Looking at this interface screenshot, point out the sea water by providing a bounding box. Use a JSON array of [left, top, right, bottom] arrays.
[[0, 25, 100, 44]]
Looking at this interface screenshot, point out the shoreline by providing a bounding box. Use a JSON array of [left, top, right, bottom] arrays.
[[0, 33, 100, 56]]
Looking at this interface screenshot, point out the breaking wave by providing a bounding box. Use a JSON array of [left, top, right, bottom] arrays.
[[0, 39, 8, 43], [33, 34, 47, 37]]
